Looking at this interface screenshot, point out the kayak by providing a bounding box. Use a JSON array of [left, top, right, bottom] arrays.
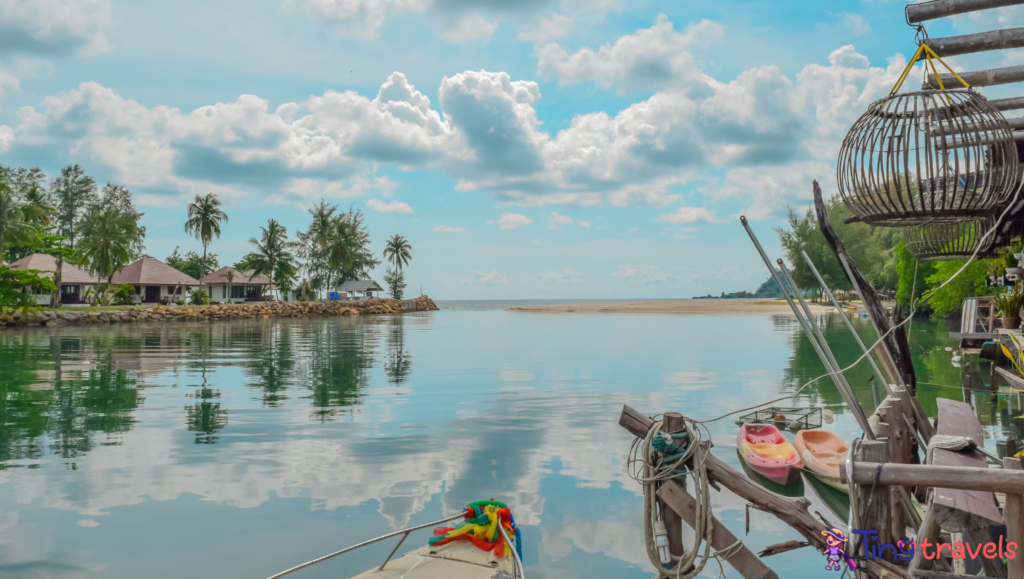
[[736, 423, 803, 485], [794, 429, 849, 492]]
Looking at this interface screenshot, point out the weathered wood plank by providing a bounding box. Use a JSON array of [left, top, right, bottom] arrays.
[[856, 441, 892, 560], [991, 95, 1024, 111], [926, 28, 1024, 58], [657, 481, 776, 579], [840, 461, 1024, 493], [933, 399, 1003, 530], [1004, 458, 1024, 579], [908, 0, 1024, 23], [924, 64, 1024, 89], [660, 412, 686, 563]]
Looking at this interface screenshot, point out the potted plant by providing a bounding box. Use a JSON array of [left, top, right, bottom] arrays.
[[994, 289, 1024, 329]]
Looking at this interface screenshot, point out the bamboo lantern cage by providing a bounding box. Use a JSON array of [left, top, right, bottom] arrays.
[[902, 216, 1001, 260], [837, 88, 1019, 226]]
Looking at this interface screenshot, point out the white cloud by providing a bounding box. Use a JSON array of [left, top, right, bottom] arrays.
[[578, 220, 590, 228], [839, 13, 872, 37], [657, 206, 716, 224], [0, 125, 12, 154], [285, 0, 426, 39], [536, 268, 585, 284], [612, 264, 677, 283], [488, 213, 534, 230], [454, 269, 508, 285], [517, 13, 574, 43], [548, 211, 573, 229], [272, 174, 395, 206], [135, 194, 182, 208], [367, 198, 413, 213], [433, 225, 466, 232], [537, 15, 723, 91], [0, 0, 112, 56], [440, 12, 498, 44], [702, 161, 835, 220]]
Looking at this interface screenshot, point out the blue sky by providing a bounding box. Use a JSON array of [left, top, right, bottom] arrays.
[[0, 0, 1020, 299]]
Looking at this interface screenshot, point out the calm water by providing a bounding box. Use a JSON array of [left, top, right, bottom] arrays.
[[0, 305, 1017, 578]]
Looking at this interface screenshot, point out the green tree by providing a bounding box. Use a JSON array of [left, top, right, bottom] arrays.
[[0, 266, 55, 312], [333, 207, 380, 283], [184, 193, 228, 293], [383, 234, 412, 271], [242, 219, 295, 300], [0, 183, 41, 265], [50, 165, 97, 307], [99, 183, 146, 259], [923, 258, 999, 320], [383, 267, 407, 300], [78, 207, 142, 304], [165, 247, 219, 280]]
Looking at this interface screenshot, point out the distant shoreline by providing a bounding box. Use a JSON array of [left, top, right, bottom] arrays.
[[508, 298, 834, 315]]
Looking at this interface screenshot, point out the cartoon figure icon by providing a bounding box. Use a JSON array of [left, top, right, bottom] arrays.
[[821, 528, 856, 571]]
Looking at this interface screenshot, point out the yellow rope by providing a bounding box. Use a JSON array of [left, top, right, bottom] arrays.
[[889, 42, 970, 96]]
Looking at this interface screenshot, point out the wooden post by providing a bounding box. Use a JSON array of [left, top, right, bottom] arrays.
[[1005, 458, 1024, 579], [855, 441, 891, 567], [660, 412, 686, 566], [878, 396, 911, 541]]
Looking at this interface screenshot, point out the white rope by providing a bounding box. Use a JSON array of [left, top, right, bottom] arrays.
[[627, 416, 732, 579]]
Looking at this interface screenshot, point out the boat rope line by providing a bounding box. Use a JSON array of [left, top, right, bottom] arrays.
[[716, 177, 1024, 428], [263, 513, 465, 579], [627, 415, 750, 579]]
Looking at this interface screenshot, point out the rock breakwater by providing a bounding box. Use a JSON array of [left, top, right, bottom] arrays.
[[0, 295, 439, 329]]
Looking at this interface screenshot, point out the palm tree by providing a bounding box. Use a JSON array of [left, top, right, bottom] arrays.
[[224, 268, 237, 303], [184, 193, 228, 294], [0, 183, 40, 265], [78, 208, 141, 304], [325, 219, 360, 279], [244, 219, 295, 300], [383, 234, 412, 272]]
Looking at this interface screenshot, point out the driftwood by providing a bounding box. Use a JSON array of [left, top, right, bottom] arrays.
[[991, 95, 1024, 111], [840, 462, 1024, 493], [925, 27, 1024, 58], [908, 0, 1024, 23], [619, 405, 901, 579], [939, 114, 1024, 133], [924, 64, 1024, 89], [756, 540, 810, 557]]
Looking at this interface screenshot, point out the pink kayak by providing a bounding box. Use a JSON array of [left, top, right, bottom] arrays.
[[737, 424, 804, 485]]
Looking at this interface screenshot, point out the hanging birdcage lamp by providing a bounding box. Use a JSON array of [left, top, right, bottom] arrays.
[[836, 43, 1019, 227], [903, 217, 1001, 261]]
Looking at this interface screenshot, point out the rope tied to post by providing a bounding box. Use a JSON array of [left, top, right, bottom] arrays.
[[627, 415, 740, 579]]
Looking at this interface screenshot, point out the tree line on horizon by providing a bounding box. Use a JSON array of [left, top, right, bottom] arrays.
[[0, 163, 415, 310]]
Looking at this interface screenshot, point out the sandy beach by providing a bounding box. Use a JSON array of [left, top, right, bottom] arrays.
[[509, 298, 835, 315]]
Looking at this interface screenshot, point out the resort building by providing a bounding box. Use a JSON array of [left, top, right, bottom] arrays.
[[9, 253, 96, 305], [334, 279, 384, 300], [201, 266, 272, 303], [111, 257, 199, 304]]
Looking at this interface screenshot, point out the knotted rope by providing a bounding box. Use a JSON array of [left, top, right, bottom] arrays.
[[627, 416, 742, 579]]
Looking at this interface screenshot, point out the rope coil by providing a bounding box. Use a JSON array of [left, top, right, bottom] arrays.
[[627, 416, 738, 579]]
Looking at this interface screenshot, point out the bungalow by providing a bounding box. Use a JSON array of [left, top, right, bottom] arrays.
[[111, 257, 200, 304], [201, 266, 272, 303], [333, 279, 384, 300], [9, 253, 96, 305]]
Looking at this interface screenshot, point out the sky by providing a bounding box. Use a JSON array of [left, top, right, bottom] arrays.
[[0, 0, 1022, 299]]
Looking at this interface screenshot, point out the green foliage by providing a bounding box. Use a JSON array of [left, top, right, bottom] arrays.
[[923, 258, 999, 320], [383, 234, 412, 272], [993, 287, 1024, 318], [175, 300, 186, 306], [188, 288, 209, 305], [774, 200, 898, 300], [244, 219, 297, 299], [894, 236, 935, 312], [0, 266, 55, 312], [184, 193, 228, 283], [78, 206, 143, 302], [384, 267, 406, 300], [165, 247, 219, 280], [51, 164, 97, 250], [112, 284, 137, 306]]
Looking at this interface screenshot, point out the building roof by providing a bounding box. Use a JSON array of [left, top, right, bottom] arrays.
[[111, 257, 200, 286], [201, 266, 271, 285], [9, 253, 96, 284], [337, 279, 384, 292]]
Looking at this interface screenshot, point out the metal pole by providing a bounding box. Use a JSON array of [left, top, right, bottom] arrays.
[[837, 253, 908, 389], [740, 217, 875, 439], [801, 248, 893, 395], [378, 531, 411, 571], [776, 260, 875, 438]]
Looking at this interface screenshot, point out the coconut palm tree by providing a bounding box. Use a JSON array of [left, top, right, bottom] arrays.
[[78, 207, 141, 304], [325, 219, 360, 279], [243, 219, 295, 300], [0, 183, 40, 265], [383, 234, 412, 272], [224, 267, 238, 303], [184, 193, 228, 293]]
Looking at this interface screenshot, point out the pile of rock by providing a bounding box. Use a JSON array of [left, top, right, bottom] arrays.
[[0, 295, 440, 329]]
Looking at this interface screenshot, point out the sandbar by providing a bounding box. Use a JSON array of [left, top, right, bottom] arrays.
[[509, 299, 835, 315]]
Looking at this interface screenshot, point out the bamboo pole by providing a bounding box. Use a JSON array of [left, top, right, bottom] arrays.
[[991, 95, 1024, 111], [840, 461, 1024, 493], [907, 0, 1024, 23], [924, 64, 1024, 89], [924, 28, 1024, 59]]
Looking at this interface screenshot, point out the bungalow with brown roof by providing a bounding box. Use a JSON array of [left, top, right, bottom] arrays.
[[200, 266, 272, 303], [111, 257, 200, 304], [9, 253, 96, 305]]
